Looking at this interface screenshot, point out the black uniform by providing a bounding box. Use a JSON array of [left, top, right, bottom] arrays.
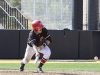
[[27, 27, 52, 47]]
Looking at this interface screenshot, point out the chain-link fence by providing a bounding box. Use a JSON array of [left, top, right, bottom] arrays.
[[3, 0, 100, 30], [21, 0, 72, 30]]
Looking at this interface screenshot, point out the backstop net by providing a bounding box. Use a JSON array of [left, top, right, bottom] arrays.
[[21, 0, 72, 30]]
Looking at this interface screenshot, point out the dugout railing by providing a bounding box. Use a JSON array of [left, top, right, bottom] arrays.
[[0, 0, 28, 29], [0, 6, 25, 29]]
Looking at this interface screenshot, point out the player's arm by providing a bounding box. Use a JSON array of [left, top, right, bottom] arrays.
[[44, 28, 52, 45], [39, 28, 51, 50], [33, 45, 40, 57], [46, 40, 50, 45], [27, 30, 40, 57], [39, 28, 52, 50]]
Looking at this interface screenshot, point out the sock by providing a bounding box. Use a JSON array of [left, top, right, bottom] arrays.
[[38, 58, 47, 68], [19, 62, 25, 70], [21, 62, 25, 67]]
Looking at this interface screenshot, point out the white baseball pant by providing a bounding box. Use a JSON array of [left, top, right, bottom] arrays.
[[22, 44, 51, 64]]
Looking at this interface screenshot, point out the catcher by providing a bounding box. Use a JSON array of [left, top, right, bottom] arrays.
[[19, 20, 52, 73]]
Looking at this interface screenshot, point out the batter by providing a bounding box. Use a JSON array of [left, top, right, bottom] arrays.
[[19, 20, 52, 73]]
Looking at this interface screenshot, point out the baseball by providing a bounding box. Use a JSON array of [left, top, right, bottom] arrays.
[[94, 56, 98, 61]]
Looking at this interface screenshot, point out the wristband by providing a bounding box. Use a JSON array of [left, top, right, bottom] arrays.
[[43, 43, 46, 47]]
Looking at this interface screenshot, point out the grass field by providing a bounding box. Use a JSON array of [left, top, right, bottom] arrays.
[[0, 60, 100, 72], [0, 59, 100, 75]]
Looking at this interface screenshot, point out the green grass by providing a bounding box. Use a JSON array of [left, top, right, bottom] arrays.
[[0, 63, 100, 72]]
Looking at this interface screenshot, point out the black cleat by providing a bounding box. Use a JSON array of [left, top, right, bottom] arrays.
[[37, 67, 44, 73], [19, 63, 25, 71]]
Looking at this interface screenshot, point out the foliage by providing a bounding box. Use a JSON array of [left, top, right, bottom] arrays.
[[7, 0, 21, 9]]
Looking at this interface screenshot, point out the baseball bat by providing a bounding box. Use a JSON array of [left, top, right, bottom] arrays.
[[34, 56, 39, 65]]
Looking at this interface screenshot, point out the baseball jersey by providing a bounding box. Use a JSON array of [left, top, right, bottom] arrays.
[[27, 27, 52, 47]]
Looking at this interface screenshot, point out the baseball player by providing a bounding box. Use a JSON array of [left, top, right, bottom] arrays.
[[19, 20, 52, 73]]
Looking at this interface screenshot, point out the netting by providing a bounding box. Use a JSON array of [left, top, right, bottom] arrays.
[[21, 0, 72, 30]]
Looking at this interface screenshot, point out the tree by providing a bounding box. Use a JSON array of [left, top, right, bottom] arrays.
[[7, 0, 21, 9]]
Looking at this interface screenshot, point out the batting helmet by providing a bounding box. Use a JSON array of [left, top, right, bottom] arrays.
[[32, 20, 44, 31]]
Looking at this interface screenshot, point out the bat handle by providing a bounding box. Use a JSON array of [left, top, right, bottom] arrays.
[[34, 56, 39, 65]]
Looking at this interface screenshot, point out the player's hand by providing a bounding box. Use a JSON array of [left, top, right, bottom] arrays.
[[35, 52, 40, 57], [46, 40, 50, 45]]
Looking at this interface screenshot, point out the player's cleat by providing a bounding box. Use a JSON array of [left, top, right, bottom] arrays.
[[19, 63, 25, 71], [37, 67, 44, 73]]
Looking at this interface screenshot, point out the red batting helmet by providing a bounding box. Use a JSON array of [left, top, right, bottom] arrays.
[[32, 20, 44, 31]]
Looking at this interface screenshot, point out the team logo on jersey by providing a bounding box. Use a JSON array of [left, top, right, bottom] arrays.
[[40, 36, 44, 41]]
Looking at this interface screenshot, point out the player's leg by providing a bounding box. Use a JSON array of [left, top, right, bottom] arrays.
[[37, 46, 51, 73], [19, 44, 35, 71]]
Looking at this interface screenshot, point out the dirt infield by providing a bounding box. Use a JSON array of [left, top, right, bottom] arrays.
[[0, 70, 100, 75]]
